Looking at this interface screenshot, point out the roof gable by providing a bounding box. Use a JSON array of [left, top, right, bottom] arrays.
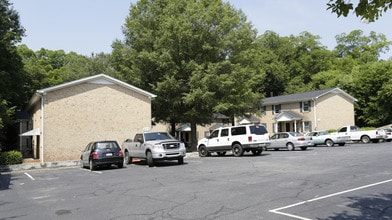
[[38, 74, 156, 98], [263, 88, 357, 105], [28, 74, 157, 108]]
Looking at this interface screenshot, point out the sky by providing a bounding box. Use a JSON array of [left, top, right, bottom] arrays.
[[9, 0, 392, 59]]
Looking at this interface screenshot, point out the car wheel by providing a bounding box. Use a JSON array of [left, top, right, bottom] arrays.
[[89, 160, 95, 171], [178, 157, 184, 165], [124, 151, 132, 164], [232, 143, 243, 157], [361, 135, 371, 144], [198, 145, 208, 157], [325, 139, 334, 147], [286, 143, 294, 151], [300, 147, 308, 150], [251, 149, 262, 155], [117, 162, 123, 168], [146, 151, 154, 167]]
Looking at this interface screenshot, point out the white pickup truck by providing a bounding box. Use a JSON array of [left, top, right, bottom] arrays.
[[122, 132, 186, 167], [334, 125, 386, 143]]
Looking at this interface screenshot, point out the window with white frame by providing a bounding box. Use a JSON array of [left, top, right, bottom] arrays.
[[300, 101, 311, 112], [272, 104, 281, 114]]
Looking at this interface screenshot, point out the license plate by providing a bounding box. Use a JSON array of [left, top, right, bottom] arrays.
[[106, 153, 113, 156]]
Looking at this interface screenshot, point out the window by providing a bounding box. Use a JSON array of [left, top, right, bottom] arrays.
[[304, 121, 312, 132], [209, 130, 219, 138], [300, 101, 311, 112], [231, 126, 246, 136], [272, 104, 281, 114], [250, 125, 268, 135], [261, 106, 267, 115], [221, 128, 229, 137]]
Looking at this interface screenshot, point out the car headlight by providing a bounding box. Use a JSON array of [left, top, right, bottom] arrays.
[[153, 144, 163, 150]]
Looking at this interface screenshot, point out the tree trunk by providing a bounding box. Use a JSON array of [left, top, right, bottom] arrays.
[[170, 121, 176, 137], [190, 122, 198, 151]]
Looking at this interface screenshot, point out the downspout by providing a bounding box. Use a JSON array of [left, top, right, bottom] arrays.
[[313, 97, 318, 131], [38, 91, 46, 164]]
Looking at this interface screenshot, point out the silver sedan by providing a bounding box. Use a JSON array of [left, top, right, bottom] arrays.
[[267, 132, 313, 151]]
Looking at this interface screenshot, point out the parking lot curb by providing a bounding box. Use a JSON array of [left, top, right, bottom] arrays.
[[0, 152, 200, 172]]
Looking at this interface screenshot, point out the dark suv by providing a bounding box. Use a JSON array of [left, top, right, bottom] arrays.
[[81, 140, 124, 171]]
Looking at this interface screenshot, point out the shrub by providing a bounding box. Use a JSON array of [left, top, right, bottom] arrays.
[[0, 150, 23, 165]]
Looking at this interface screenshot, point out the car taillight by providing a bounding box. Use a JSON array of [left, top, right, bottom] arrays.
[[248, 136, 252, 142], [118, 150, 123, 157], [297, 137, 305, 141], [92, 152, 99, 159]]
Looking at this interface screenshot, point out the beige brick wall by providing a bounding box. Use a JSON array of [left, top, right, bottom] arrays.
[[314, 93, 355, 131], [39, 82, 152, 162]]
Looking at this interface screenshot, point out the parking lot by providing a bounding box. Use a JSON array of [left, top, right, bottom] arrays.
[[1, 142, 391, 220]]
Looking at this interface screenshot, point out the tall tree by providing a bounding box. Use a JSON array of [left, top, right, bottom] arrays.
[[334, 30, 392, 62], [257, 31, 290, 97], [350, 61, 392, 127], [113, 0, 264, 148], [0, 0, 25, 148]]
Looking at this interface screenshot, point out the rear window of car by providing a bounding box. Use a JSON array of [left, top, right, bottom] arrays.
[[96, 142, 119, 150], [249, 125, 268, 135], [231, 126, 246, 136]]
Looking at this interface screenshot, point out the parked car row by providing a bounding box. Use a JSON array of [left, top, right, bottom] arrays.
[[80, 125, 390, 170], [80, 131, 187, 171], [197, 124, 391, 157]]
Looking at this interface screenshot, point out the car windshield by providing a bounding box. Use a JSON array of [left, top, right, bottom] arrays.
[[144, 132, 174, 141]]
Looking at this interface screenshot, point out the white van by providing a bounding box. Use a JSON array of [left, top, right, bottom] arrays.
[[197, 124, 270, 157]]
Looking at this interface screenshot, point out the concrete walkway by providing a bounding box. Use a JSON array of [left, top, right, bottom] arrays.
[[0, 152, 200, 172]]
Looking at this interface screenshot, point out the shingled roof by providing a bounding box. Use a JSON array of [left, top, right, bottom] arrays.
[[263, 88, 357, 105]]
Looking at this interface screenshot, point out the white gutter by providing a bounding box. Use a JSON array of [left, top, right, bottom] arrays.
[[38, 91, 46, 164], [313, 98, 318, 130]]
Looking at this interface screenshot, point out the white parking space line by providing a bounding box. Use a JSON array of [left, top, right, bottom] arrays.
[[24, 172, 35, 181], [80, 168, 102, 174], [269, 178, 392, 220]]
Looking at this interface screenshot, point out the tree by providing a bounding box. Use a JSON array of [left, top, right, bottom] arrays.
[[327, 0, 392, 22], [350, 61, 392, 127], [0, 0, 25, 148], [334, 30, 392, 62], [257, 31, 291, 97], [113, 0, 264, 149]]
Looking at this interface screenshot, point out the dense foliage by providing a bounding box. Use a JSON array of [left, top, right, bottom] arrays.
[[0, 150, 23, 165], [0, 0, 25, 149], [327, 0, 392, 22], [1, 0, 392, 150]]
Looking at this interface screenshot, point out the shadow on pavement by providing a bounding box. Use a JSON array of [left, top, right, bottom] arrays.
[[321, 193, 392, 220]]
